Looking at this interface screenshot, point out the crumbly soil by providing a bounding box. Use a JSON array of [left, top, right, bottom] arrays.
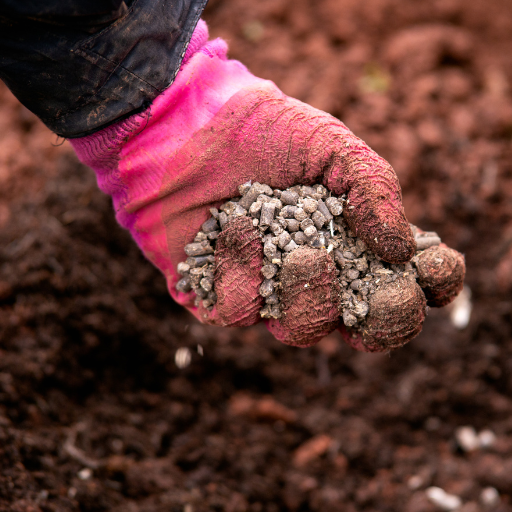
[[1, 0, 512, 510]]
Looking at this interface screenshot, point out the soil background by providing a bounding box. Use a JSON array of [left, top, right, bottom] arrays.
[[1, 0, 512, 510]]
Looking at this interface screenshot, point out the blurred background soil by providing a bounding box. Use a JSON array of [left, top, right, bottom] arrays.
[[1, 0, 512, 510]]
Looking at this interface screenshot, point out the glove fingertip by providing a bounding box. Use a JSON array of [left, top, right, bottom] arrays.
[[341, 277, 426, 352], [343, 190, 416, 264], [266, 247, 340, 347], [266, 319, 328, 348], [413, 245, 466, 307], [370, 229, 416, 264], [214, 216, 265, 327]]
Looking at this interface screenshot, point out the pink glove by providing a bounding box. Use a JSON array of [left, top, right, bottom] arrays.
[[71, 21, 460, 349]]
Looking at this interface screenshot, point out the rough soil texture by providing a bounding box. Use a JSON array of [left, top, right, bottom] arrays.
[[1, 0, 512, 510]]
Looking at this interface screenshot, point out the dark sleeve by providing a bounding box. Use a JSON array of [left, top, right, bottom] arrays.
[[0, 0, 208, 138]]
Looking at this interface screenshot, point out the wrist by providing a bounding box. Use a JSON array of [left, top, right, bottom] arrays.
[[69, 20, 268, 313]]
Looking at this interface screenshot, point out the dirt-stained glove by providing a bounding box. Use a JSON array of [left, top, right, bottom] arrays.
[[71, 20, 464, 351]]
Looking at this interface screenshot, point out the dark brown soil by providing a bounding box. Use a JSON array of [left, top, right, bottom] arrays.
[[1, 0, 512, 510]]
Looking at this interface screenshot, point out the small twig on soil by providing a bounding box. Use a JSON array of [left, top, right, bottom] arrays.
[[63, 422, 102, 470]]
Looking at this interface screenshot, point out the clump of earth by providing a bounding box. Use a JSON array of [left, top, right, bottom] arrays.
[[176, 182, 442, 328]]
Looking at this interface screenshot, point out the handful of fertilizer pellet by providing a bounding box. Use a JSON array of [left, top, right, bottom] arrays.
[[176, 182, 460, 346]]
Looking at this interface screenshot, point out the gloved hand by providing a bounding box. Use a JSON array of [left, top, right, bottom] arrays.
[[71, 20, 464, 351]]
